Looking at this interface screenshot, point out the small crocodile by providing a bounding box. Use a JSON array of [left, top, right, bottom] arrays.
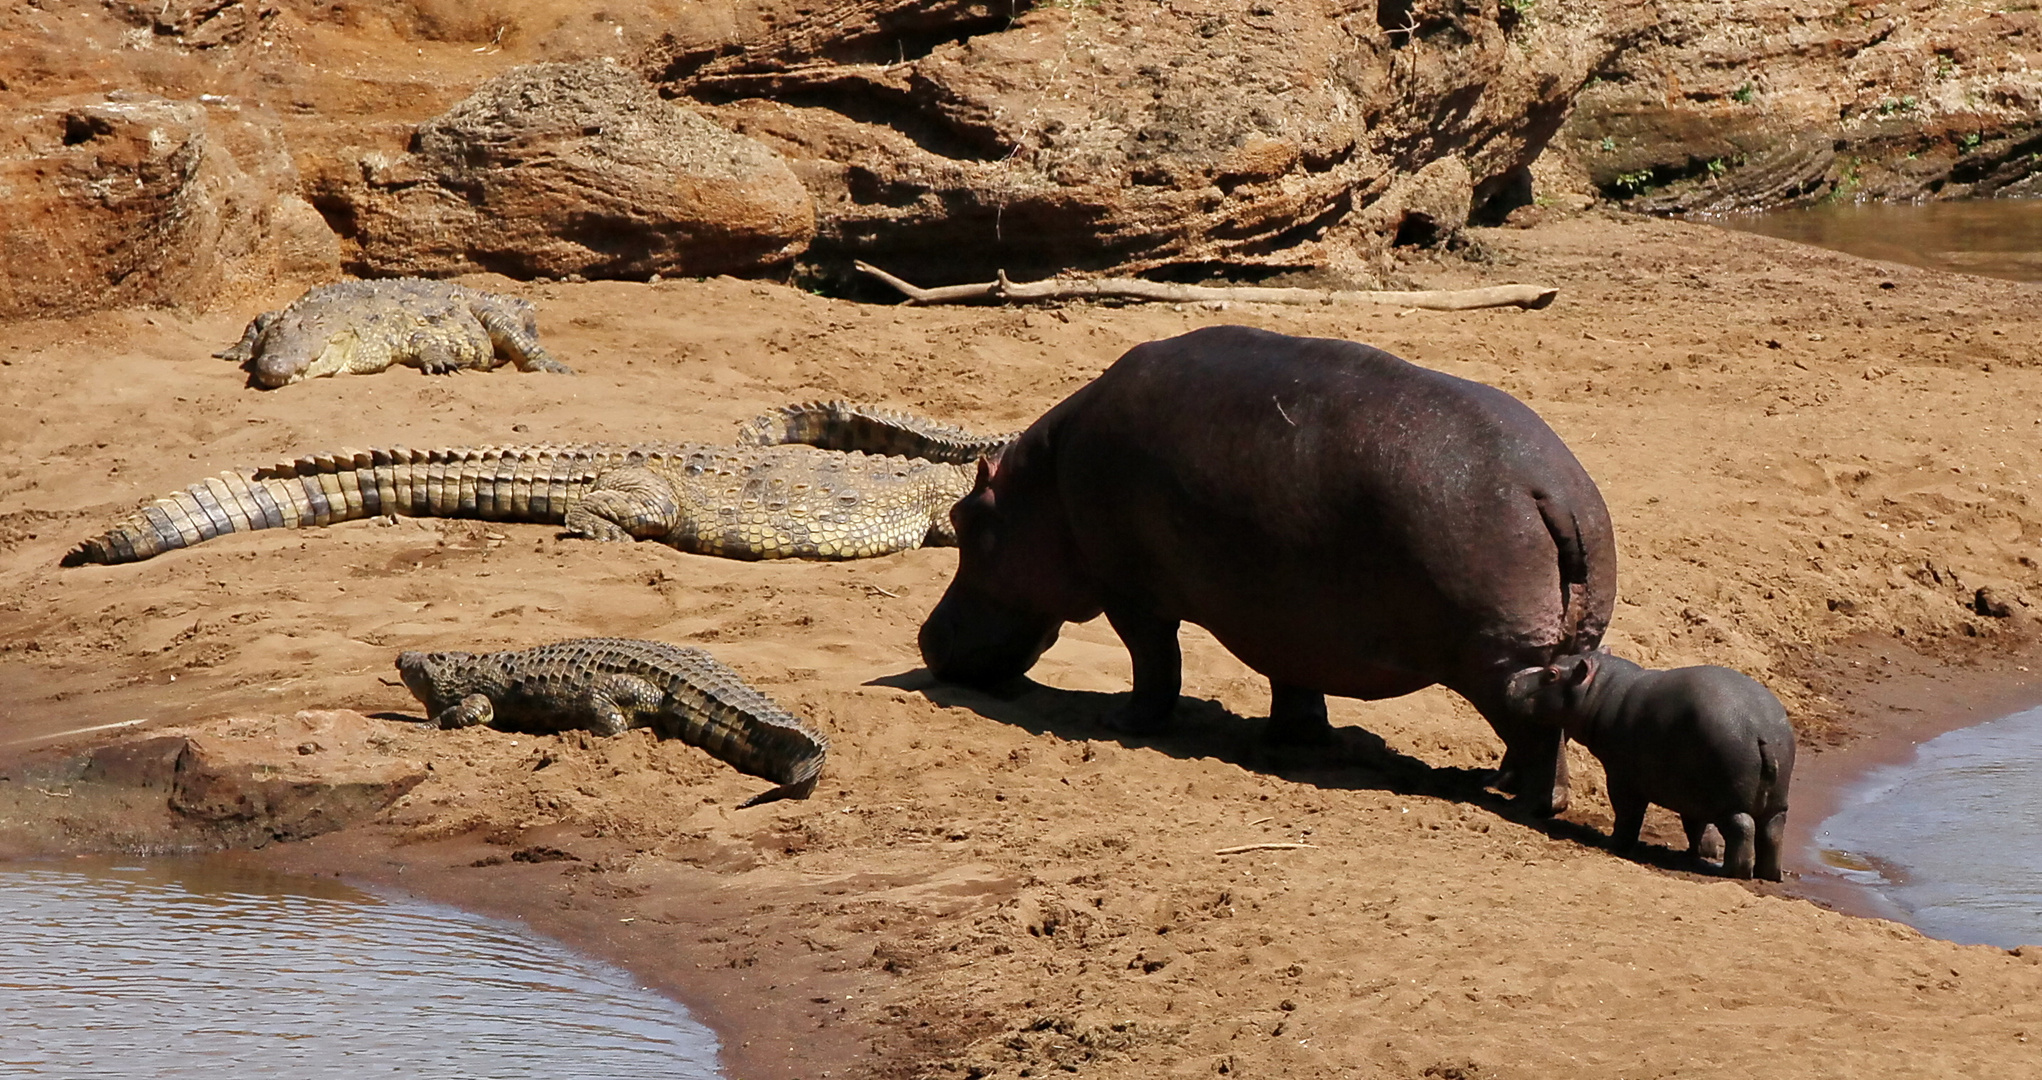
[[217, 278, 574, 389], [735, 400, 1016, 463], [396, 637, 827, 807], [62, 441, 973, 566]]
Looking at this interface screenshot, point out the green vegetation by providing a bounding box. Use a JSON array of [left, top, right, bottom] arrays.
[[1960, 131, 1983, 151], [1730, 83, 1756, 104], [1599, 135, 1617, 152], [1610, 168, 1657, 196], [1876, 95, 1919, 116]]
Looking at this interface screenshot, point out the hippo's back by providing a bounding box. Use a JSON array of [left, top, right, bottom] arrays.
[[1040, 325, 1616, 702]]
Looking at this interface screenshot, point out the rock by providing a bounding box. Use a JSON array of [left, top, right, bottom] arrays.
[[1557, 0, 2042, 209], [342, 59, 815, 280], [168, 710, 429, 843], [80, 736, 191, 790], [0, 711, 425, 855], [0, 91, 340, 321], [652, 0, 1644, 287]]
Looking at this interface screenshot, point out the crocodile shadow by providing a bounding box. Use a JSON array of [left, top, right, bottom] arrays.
[[869, 667, 1614, 846]]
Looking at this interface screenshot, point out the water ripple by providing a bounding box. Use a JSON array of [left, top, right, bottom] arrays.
[[0, 857, 724, 1079]]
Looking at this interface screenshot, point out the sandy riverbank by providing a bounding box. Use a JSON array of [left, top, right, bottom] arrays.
[[5, 212, 2042, 1078]]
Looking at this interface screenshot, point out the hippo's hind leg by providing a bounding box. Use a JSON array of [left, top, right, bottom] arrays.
[[1755, 811, 1787, 882], [1719, 812, 1758, 879], [1265, 683, 1334, 746], [1607, 780, 1648, 855], [1102, 604, 1181, 735]]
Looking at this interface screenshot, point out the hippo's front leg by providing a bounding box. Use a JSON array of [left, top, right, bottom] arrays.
[[1606, 779, 1649, 853], [1102, 604, 1181, 734]]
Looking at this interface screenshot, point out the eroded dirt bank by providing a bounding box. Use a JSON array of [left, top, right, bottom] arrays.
[[5, 214, 2042, 1078]]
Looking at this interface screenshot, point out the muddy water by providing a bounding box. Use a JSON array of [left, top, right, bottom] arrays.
[[1809, 705, 2042, 949], [1711, 199, 2042, 282], [0, 856, 724, 1078]]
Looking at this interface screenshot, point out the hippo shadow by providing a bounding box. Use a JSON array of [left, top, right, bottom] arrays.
[[870, 667, 1608, 834]]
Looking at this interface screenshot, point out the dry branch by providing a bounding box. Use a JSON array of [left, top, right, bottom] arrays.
[[854, 262, 1558, 311], [1214, 842, 1318, 856]]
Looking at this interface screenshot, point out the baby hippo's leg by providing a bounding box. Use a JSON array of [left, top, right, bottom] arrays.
[[1719, 812, 1758, 879], [1681, 815, 1724, 864], [1606, 781, 1649, 855], [1755, 811, 1788, 882]]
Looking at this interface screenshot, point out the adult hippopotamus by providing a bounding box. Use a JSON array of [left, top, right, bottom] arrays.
[[918, 325, 1617, 815]]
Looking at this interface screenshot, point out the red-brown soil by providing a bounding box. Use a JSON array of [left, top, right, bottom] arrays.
[[6, 213, 2042, 1078]]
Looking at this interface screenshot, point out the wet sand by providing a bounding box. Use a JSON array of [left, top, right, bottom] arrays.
[[5, 212, 2042, 1078]]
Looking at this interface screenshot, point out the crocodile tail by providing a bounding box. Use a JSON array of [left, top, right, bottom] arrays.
[[658, 648, 830, 807], [474, 307, 574, 375], [734, 400, 1016, 464], [61, 446, 612, 566]]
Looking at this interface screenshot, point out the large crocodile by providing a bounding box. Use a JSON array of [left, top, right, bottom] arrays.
[[62, 441, 974, 566], [396, 637, 827, 807], [218, 278, 574, 389]]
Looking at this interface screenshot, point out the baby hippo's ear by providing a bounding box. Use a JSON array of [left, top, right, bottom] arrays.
[[1569, 654, 1599, 687]]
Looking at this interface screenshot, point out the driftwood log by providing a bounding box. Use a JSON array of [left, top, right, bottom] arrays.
[[854, 261, 1558, 312]]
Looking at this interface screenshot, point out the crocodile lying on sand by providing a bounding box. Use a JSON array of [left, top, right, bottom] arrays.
[[397, 637, 827, 807], [62, 441, 976, 566], [217, 278, 574, 389], [60, 403, 1021, 566], [737, 400, 1016, 463]]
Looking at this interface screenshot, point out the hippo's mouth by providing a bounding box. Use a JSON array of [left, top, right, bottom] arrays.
[[918, 589, 1061, 688]]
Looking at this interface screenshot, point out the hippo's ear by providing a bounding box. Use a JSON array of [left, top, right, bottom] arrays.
[[1569, 655, 1598, 687], [973, 457, 996, 494]]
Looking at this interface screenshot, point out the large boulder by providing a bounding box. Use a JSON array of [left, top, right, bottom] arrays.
[[0, 91, 339, 322], [646, 0, 1648, 287], [341, 58, 817, 280]]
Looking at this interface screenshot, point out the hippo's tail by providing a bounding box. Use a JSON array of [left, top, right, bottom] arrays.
[[1758, 735, 1783, 786], [1534, 490, 1598, 653]]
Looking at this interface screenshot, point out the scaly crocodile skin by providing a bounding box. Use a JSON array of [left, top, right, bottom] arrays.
[[396, 637, 827, 807], [62, 441, 974, 565], [735, 400, 1016, 464], [217, 278, 574, 389]]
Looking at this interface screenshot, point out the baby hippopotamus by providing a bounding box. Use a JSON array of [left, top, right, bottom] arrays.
[[1513, 651, 1796, 880]]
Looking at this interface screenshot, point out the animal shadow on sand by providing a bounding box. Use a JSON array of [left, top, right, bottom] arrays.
[[871, 667, 1622, 849]]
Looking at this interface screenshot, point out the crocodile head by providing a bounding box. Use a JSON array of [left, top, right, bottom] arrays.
[[246, 327, 360, 389], [395, 649, 479, 715]]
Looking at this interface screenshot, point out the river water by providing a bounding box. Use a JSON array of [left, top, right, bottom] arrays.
[[1712, 198, 2042, 283], [1715, 197, 2041, 948], [0, 856, 724, 1078], [1810, 706, 2042, 949]]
